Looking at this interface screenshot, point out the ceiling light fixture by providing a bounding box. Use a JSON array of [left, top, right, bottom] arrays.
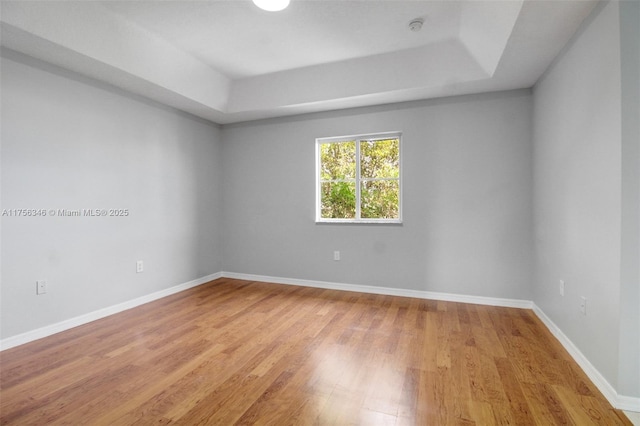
[[252, 0, 290, 12]]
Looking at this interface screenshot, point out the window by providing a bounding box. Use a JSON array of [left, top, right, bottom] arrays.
[[316, 132, 401, 223]]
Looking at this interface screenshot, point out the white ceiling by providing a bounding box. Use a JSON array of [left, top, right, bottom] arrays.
[[0, 0, 598, 124]]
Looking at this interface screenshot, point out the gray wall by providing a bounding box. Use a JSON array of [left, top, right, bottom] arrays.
[[221, 91, 534, 300], [619, 0, 640, 399], [1, 50, 224, 339], [532, 0, 633, 394]]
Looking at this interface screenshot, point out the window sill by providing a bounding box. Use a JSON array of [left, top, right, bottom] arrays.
[[315, 219, 403, 226]]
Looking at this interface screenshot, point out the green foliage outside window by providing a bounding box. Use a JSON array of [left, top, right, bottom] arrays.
[[320, 141, 356, 218], [319, 135, 400, 221], [321, 181, 356, 218]]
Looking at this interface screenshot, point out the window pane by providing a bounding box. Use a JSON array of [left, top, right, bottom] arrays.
[[321, 181, 356, 219], [320, 141, 356, 180], [360, 138, 399, 179], [361, 180, 399, 219]]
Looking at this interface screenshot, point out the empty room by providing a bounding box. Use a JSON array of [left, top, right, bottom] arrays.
[[1, 0, 639, 424]]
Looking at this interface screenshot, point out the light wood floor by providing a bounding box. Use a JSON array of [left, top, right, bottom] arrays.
[[0, 278, 632, 425]]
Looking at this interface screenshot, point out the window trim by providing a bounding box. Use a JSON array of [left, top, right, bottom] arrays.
[[315, 131, 402, 224]]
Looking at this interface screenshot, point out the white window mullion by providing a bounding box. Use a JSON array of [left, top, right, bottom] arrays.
[[355, 139, 361, 220], [316, 142, 324, 222]]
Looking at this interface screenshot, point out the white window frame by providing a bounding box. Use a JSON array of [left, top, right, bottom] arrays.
[[315, 131, 402, 224]]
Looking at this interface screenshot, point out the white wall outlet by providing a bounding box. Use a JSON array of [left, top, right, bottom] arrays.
[[559, 280, 565, 296], [580, 296, 587, 315], [333, 251, 340, 261], [136, 260, 144, 273], [36, 280, 47, 295]]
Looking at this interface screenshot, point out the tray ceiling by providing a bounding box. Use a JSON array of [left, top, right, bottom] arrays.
[[1, 0, 598, 124]]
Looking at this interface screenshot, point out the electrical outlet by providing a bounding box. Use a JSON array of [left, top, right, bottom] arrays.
[[136, 260, 144, 273], [580, 296, 587, 315], [333, 251, 340, 261], [36, 280, 47, 295], [559, 280, 565, 296]]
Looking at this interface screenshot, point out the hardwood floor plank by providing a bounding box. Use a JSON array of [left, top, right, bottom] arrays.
[[553, 384, 628, 426], [436, 311, 453, 369], [234, 370, 296, 425], [494, 357, 536, 425], [448, 331, 474, 422], [421, 311, 438, 372], [0, 278, 632, 425], [361, 351, 404, 416]]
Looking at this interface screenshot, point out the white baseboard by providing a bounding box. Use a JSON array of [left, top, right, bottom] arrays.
[[624, 410, 640, 425], [532, 304, 640, 413], [221, 271, 533, 309], [0, 272, 222, 351], [224, 272, 638, 412], [2, 270, 637, 413]]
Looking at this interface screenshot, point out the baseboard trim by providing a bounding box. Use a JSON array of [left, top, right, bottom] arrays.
[[532, 304, 640, 413], [221, 271, 533, 309], [2, 270, 637, 412], [618, 396, 640, 413], [0, 272, 222, 351], [224, 272, 639, 412]]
